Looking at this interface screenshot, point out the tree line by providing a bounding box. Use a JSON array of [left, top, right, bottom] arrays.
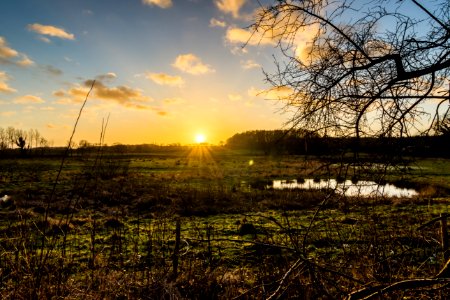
[[226, 129, 450, 158], [0, 127, 49, 156]]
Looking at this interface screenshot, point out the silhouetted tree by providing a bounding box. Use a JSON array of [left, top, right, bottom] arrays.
[[0, 127, 47, 156], [434, 104, 450, 135], [252, 0, 450, 139], [15, 135, 26, 156], [250, 1, 450, 297]]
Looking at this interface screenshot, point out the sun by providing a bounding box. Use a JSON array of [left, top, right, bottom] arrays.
[[195, 133, 206, 144]]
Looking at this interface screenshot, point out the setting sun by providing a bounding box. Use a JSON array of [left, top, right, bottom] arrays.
[[195, 133, 206, 144]]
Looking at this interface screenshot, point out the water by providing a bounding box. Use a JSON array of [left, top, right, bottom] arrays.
[[271, 179, 418, 198]]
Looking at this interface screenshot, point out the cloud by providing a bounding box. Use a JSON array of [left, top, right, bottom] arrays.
[[40, 106, 55, 111], [215, 0, 247, 18], [172, 53, 215, 75], [42, 65, 63, 76], [163, 97, 185, 105], [39, 36, 51, 43], [90, 80, 152, 104], [157, 111, 168, 116], [0, 36, 34, 67], [54, 78, 154, 110], [225, 8, 319, 62], [96, 72, 117, 81], [251, 7, 321, 62], [0, 111, 16, 117], [228, 94, 242, 101], [0, 37, 18, 58], [225, 27, 275, 46], [28, 23, 75, 40], [146, 72, 184, 87], [230, 46, 248, 55], [209, 18, 226, 28], [53, 90, 65, 97], [142, 0, 173, 9], [248, 86, 294, 100], [241, 59, 260, 70], [46, 123, 56, 129], [0, 71, 16, 93], [14, 94, 45, 104], [17, 55, 35, 67]]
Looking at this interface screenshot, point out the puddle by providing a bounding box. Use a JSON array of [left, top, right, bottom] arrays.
[[270, 179, 418, 198]]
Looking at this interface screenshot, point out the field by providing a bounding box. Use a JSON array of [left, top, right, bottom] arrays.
[[1, 146, 450, 299]]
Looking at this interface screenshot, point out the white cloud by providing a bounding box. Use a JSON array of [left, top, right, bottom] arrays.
[[0, 37, 18, 58], [241, 59, 260, 70], [225, 26, 275, 46], [215, 0, 247, 18], [230, 46, 248, 55], [17, 55, 35, 67], [14, 94, 45, 104], [146, 72, 184, 87], [0, 71, 16, 93], [28, 23, 75, 40], [39, 36, 51, 43], [172, 53, 215, 75], [142, 0, 173, 9], [0, 37, 34, 67], [209, 18, 226, 28], [96, 72, 117, 81], [250, 7, 321, 62]]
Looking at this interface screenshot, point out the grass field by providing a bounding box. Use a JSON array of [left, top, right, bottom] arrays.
[[1, 146, 450, 299]]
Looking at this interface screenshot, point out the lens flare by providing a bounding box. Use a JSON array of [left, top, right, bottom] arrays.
[[195, 133, 206, 144]]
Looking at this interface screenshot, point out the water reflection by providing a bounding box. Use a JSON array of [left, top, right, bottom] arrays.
[[271, 179, 418, 198]]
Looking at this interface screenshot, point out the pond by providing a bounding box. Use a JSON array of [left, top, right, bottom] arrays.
[[271, 179, 418, 198]]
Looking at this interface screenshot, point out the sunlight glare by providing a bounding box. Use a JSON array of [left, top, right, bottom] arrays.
[[195, 133, 206, 144]]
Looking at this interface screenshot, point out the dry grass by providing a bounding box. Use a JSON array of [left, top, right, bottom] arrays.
[[1, 150, 450, 298]]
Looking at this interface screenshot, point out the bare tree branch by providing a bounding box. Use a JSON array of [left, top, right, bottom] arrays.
[[252, 0, 450, 138]]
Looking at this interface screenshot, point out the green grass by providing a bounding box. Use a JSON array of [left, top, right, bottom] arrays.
[[1, 148, 450, 298], [408, 158, 450, 189]]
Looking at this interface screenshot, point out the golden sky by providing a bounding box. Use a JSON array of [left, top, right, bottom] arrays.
[[0, 0, 295, 146]]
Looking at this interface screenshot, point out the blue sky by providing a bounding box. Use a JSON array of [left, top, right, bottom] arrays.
[[0, 0, 287, 145], [1, 0, 439, 145]]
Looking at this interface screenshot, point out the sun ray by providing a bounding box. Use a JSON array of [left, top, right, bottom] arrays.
[[186, 144, 222, 178]]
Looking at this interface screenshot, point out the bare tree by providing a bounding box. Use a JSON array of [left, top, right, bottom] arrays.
[[252, 0, 450, 139], [6, 126, 15, 149], [0, 127, 7, 150], [249, 1, 450, 298], [14, 129, 27, 156]]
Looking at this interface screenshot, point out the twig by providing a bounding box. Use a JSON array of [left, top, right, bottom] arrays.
[[418, 213, 449, 230], [39, 80, 95, 265], [359, 278, 450, 300], [267, 258, 304, 300]]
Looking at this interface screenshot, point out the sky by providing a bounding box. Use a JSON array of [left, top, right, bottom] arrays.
[[0, 0, 290, 146]]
